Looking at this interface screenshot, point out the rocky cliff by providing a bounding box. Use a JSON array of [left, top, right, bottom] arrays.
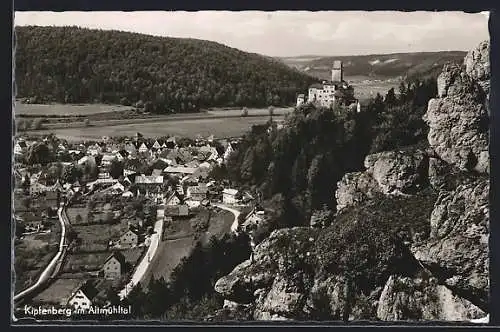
[[213, 41, 489, 322]]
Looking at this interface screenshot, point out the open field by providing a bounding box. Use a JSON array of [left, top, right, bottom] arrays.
[[72, 222, 129, 249], [349, 77, 399, 103], [200, 209, 234, 245], [62, 252, 111, 273], [66, 207, 88, 225], [122, 247, 146, 267], [31, 278, 81, 305], [207, 107, 293, 117], [143, 236, 196, 284], [28, 116, 284, 142], [15, 102, 133, 116], [163, 216, 195, 240]]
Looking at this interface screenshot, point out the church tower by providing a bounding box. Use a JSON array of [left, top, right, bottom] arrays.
[[331, 60, 343, 82]]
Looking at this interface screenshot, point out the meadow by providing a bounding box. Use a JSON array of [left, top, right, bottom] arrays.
[[15, 102, 132, 116], [29, 115, 284, 142]]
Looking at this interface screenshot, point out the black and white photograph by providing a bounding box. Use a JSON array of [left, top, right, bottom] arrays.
[[11, 10, 490, 323]]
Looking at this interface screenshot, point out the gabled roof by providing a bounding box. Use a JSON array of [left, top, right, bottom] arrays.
[[166, 190, 183, 203], [104, 251, 126, 267], [152, 140, 161, 149], [75, 279, 100, 301]]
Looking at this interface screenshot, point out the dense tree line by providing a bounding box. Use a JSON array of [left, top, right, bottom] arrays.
[[221, 76, 437, 229], [15, 26, 318, 113]]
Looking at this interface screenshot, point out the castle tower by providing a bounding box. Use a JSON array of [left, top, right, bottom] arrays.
[[332, 60, 343, 82]]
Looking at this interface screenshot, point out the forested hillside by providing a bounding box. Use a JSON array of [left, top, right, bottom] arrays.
[[214, 76, 437, 231], [15, 26, 318, 113], [280, 51, 466, 80]]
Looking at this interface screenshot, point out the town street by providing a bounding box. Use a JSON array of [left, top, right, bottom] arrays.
[[212, 203, 240, 233], [118, 201, 165, 300], [14, 204, 68, 302]]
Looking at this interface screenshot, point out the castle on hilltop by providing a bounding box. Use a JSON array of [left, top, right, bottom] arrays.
[[297, 60, 360, 112]]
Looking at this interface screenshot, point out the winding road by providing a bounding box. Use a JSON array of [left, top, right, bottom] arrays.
[[14, 203, 69, 302], [118, 201, 165, 300]]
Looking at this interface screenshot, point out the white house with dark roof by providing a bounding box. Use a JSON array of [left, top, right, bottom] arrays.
[[67, 280, 100, 310], [138, 143, 149, 154], [223, 188, 239, 204], [14, 140, 28, 155], [152, 140, 161, 150]]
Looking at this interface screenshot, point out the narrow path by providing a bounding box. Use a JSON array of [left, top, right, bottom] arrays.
[[118, 201, 165, 300], [14, 203, 68, 302]]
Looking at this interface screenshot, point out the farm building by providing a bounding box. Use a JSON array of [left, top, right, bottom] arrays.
[[223, 188, 239, 204], [101, 251, 126, 280]]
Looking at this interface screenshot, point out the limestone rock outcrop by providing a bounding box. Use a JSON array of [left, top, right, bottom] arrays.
[[412, 178, 489, 311], [424, 41, 489, 173], [377, 274, 485, 321]]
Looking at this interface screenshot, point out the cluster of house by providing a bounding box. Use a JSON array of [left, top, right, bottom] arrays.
[[296, 60, 361, 112]]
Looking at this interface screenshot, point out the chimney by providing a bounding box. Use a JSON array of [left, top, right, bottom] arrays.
[[332, 60, 343, 82]]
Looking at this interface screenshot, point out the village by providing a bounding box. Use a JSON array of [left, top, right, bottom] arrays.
[[13, 131, 268, 314]]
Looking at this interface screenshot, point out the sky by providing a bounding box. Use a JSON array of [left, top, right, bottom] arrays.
[[14, 11, 490, 57]]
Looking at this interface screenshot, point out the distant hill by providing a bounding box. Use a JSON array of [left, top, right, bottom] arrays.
[[278, 51, 467, 81], [15, 26, 319, 113]]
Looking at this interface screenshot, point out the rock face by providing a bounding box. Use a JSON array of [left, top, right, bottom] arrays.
[[336, 149, 428, 211], [365, 149, 428, 195], [335, 171, 381, 211], [464, 40, 490, 95], [413, 178, 489, 311], [377, 274, 485, 321], [424, 41, 489, 174]]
